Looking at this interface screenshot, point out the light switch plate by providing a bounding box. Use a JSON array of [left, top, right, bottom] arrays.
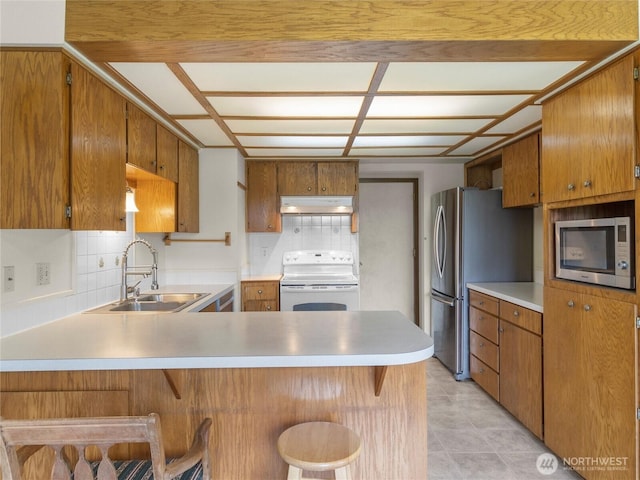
[[4, 266, 15, 292], [36, 262, 50, 286]]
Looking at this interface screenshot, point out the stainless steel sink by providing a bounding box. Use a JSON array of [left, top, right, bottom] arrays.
[[85, 293, 207, 314]]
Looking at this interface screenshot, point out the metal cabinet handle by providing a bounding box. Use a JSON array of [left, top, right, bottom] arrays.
[[307, 186, 312, 191], [529, 192, 536, 197], [499, 327, 504, 333], [266, 305, 272, 310], [583, 180, 592, 187], [567, 183, 575, 191], [479, 367, 485, 374], [479, 342, 485, 347], [584, 304, 591, 312], [478, 301, 484, 306], [257, 289, 263, 294], [567, 300, 575, 308], [321, 186, 327, 192], [513, 310, 519, 317]]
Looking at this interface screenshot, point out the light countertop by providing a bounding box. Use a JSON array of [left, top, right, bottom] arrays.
[[466, 282, 543, 313], [0, 309, 433, 372]]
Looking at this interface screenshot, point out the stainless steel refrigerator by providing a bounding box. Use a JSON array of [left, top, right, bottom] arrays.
[[430, 187, 532, 380]]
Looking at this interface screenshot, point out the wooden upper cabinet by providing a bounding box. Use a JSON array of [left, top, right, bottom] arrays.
[[126, 103, 157, 173], [177, 141, 199, 233], [277, 161, 317, 195], [246, 161, 281, 233], [70, 61, 126, 231], [317, 162, 358, 195], [502, 133, 540, 207], [541, 54, 635, 203], [1, 50, 71, 229], [156, 125, 179, 183]]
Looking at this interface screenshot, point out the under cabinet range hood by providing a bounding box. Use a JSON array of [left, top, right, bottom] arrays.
[[280, 196, 353, 214]]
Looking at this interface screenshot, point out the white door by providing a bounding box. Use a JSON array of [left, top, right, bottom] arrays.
[[359, 180, 418, 325]]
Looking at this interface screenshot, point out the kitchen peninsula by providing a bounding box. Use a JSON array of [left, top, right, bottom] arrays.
[[0, 309, 433, 479]]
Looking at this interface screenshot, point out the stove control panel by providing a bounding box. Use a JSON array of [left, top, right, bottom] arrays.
[[283, 250, 354, 265]]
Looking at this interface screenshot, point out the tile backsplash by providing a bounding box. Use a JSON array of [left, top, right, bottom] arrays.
[[0, 215, 135, 336], [248, 214, 358, 276]]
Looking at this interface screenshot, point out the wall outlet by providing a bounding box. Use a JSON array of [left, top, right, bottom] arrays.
[[4, 266, 15, 292], [36, 262, 50, 286]]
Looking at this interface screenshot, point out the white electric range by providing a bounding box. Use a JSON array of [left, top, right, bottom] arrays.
[[279, 250, 360, 311]]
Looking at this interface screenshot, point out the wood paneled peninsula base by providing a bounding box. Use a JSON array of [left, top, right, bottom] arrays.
[[0, 311, 433, 479]]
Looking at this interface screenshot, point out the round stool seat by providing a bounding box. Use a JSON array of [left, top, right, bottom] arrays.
[[278, 421, 361, 473]]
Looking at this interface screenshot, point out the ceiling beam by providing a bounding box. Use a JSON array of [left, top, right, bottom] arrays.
[[66, 1, 637, 62]]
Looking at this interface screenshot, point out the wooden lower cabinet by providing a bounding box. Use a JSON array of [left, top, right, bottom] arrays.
[[469, 290, 543, 439], [544, 286, 636, 480], [241, 280, 279, 311]]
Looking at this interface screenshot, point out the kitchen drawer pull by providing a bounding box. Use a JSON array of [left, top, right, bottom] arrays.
[[584, 304, 591, 312], [583, 179, 592, 188], [479, 342, 485, 347], [568, 183, 575, 191], [257, 289, 263, 294], [266, 305, 272, 311], [513, 310, 519, 317], [478, 300, 484, 306], [498, 327, 504, 333], [567, 300, 575, 308], [479, 367, 485, 374]]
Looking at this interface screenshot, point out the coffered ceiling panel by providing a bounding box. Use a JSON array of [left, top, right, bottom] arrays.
[[176, 119, 234, 146], [180, 62, 378, 92], [206, 96, 365, 117], [226, 119, 356, 134]]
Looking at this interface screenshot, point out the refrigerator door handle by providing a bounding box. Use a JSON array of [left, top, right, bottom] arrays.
[[431, 290, 455, 307], [433, 205, 446, 279]]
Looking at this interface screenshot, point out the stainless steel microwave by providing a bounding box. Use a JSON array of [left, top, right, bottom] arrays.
[[555, 217, 634, 290]]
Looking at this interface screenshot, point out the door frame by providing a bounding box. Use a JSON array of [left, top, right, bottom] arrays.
[[359, 178, 420, 326]]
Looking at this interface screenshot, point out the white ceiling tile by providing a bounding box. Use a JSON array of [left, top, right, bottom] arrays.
[[236, 136, 348, 148], [353, 135, 466, 147], [484, 105, 542, 134], [359, 118, 491, 134], [379, 62, 584, 91], [176, 119, 233, 146], [245, 148, 345, 157], [207, 96, 364, 117], [226, 119, 355, 134], [367, 95, 531, 117], [349, 147, 448, 156], [449, 136, 507, 156], [181, 63, 377, 92], [109, 63, 206, 115]]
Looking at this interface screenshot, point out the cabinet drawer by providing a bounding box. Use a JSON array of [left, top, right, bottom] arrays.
[[469, 306, 499, 344], [242, 282, 278, 301], [243, 300, 278, 312], [470, 330, 499, 372], [500, 300, 542, 335], [469, 291, 499, 316], [470, 355, 499, 402]]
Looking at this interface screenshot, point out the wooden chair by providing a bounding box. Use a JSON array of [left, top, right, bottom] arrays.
[[0, 413, 212, 480]]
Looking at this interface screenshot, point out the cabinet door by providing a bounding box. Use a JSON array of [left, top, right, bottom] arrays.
[[156, 124, 179, 182], [544, 287, 636, 479], [246, 161, 281, 232], [70, 62, 126, 231], [177, 141, 199, 232], [278, 161, 317, 195], [127, 103, 157, 173], [1, 51, 70, 229], [499, 319, 542, 439], [317, 162, 358, 195], [501, 133, 539, 207], [542, 55, 635, 203]]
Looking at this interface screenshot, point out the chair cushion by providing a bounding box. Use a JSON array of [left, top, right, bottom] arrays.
[[84, 459, 203, 480]]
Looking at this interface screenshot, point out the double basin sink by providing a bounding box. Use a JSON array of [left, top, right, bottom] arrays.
[[86, 293, 207, 314]]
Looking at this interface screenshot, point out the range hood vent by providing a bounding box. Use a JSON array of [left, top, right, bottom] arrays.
[[280, 196, 354, 215]]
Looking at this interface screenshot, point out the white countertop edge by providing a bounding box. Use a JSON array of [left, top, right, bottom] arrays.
[[466, 282, 543, 313], [0, 346, 434, 372]]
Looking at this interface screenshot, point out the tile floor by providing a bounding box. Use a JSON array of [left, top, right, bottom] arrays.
[[426, 357, 583, 480]]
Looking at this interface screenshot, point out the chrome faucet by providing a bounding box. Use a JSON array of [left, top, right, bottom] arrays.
[[120, 238, 159, 301]]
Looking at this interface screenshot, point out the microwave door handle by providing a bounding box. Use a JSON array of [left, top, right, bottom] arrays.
[[433, 205, 446, 279]]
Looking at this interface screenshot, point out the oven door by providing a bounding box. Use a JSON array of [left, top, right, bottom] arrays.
[[280, 284, 360, 311]]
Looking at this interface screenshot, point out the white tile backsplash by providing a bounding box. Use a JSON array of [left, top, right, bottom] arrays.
[[248, 214, 358, 276]]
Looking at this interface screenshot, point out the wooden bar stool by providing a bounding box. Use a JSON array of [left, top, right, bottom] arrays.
[[277, 421, 361, 480]]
